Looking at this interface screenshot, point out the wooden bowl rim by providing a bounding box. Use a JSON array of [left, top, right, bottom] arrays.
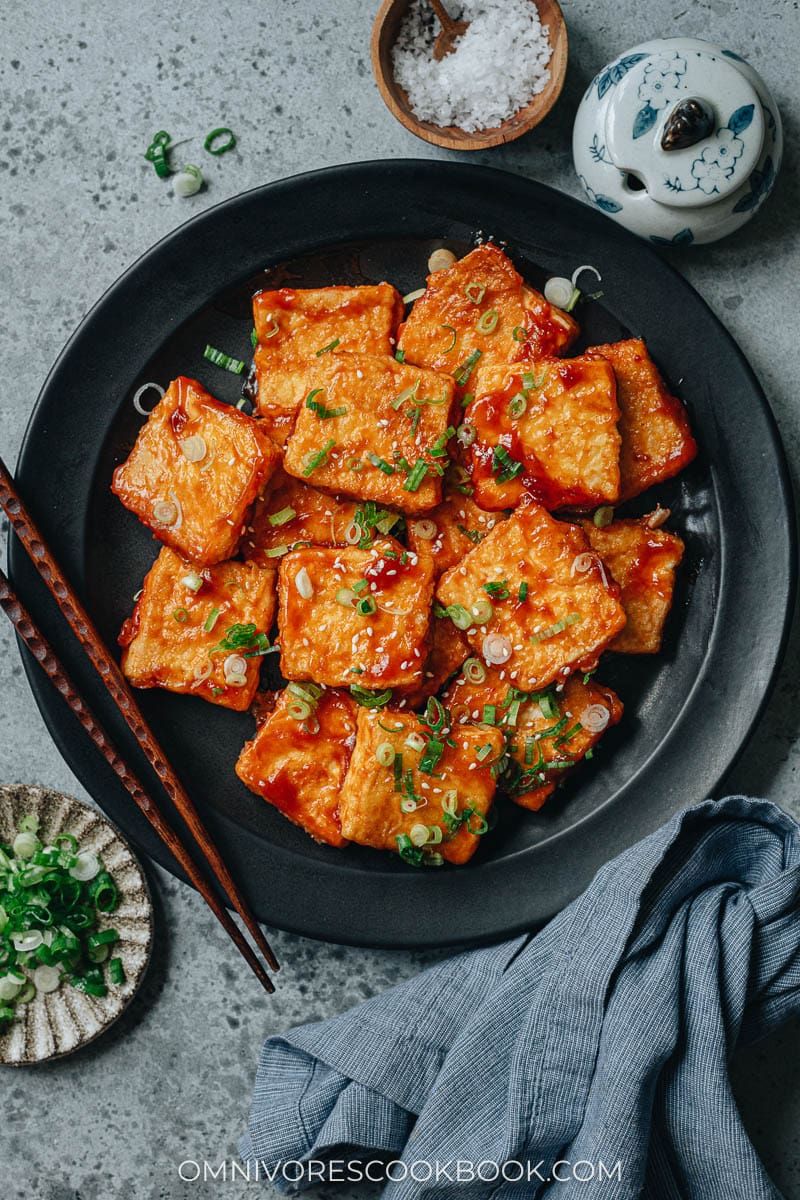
[[370, 0, 568, 151]]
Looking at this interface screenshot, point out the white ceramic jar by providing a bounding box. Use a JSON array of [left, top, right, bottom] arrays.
[[572, 37, 783, 245]]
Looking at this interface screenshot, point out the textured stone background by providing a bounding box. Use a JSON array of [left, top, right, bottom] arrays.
[[1, 1, 798, 1196]]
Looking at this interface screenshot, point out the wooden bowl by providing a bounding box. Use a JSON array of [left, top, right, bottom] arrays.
[[371, 0, 568, 151]]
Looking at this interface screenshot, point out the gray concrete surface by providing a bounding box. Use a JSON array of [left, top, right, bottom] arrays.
[[1, 0, 798, 1196]]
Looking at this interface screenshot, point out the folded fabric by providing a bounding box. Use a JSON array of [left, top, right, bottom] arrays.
[[241, 796, 800, 1198]]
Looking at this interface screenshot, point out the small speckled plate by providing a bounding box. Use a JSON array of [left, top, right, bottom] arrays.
[[0, 784, 154, 1065]]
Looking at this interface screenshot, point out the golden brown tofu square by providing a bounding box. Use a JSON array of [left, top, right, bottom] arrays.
[[464, 357, 621, 512], [442, 669, 623, 810], [587, 339, 697, 501], [406, 485, 510, 578], [399, 616, 470, 707], [235, 688, 357, 847], [119, 547, 277, 711], [397, 243, 579, 399], [582, 515, 685, 654], [251, 283, 403, 443], [436, 500, 627, 691], [339, 708, 504, 865], [112, 376, 281, 566], [243, 468, 404, 567], [282, 354, 456, 514], [277, 537, 435, 690]]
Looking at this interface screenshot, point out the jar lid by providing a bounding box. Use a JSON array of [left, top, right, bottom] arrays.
[[604, 47, 764, 208]]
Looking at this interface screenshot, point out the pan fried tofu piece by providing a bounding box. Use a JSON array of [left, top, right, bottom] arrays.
[[235, 688, 356, 847], [441, 669, 623, 811], [407, 485, 510, 577], [399, 617, 470, 707], [283, 354, 456, 514], [397, 243, 579, 399], [339, 708, 504, 865], [252, 283, 403, 444], [243, 469, 360, 564], [582, 515, 685, 654], [587, 339, 697, 501], [112, 376, 280, 566], [244, 469, 403, 566], [436, 500, 626, 691], [277, 538, 434, 689], [465, 357, 621, 512], [119, 547, 276, 711]]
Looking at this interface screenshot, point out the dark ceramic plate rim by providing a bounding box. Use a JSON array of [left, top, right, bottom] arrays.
[[9, 160, 796, 948]]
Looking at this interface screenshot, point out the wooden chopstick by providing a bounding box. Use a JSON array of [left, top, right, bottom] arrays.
[[0, 456, 279, 981], [0, 567, 276, 994]]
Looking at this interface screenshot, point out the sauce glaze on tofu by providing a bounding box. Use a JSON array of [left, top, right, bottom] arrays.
[[582, 515, 685, 654], [252, 283, 403, 445], [119, 547, 276, 711], [112, 376, 280, 566], [339, 707, 504, 864], [283, 353, 456, 514], [465, 357, 621, 512], [436, 499, 627, 691], [236, 688, 356, 847], [397, 243, 579, 398], [277, 537, 434, 689]]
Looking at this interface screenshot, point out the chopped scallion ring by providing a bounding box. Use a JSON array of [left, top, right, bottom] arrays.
[[492, 444, 523, 483], [507, 392, 527, 419], [366, 452, 394, 475], [441, 324, 457, 353], [357, 596, 377, 616], [512, 325, 527, 342], [335, 587, 357, 608], [173, 607, 188, 623], [132, 382, 165, 416], [350, 686, 393, 709], [376, 742, 396, 767], [477, 309, 499, 334], [453, 349, 482, 387], [172, 163, 203, 197], [445, 603, 472, 631], [463, 657, 486, 684], [203, 607, 220, 633], [315, 338, 340, 356], [403, 460, 429, 494], [204, 126, 237, 155], [464, 282, 486, 305], [203, 344, 245, 374], [180, 571, 203, 593], [470, 598, 493, 625], [594, 505, 614, 528]]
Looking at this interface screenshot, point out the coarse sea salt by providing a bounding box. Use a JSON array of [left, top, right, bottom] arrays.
[[391, 0, 552, 133]]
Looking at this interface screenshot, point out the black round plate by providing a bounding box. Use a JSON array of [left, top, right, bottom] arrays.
[[10, 161, 796, 948]]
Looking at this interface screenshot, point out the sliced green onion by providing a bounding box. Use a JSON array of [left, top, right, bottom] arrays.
[[470, 598, 493, 625], [263, 544, 289, 558], [302, 438, 336, 477], [352, 579, 368, 594], [405, 731, 426, 752], [203, 344, 245, 374], [287, 699, 312, 721], [204, 126, 237, 155], [465, 282, 486, 305], [530, 613, 582, 644], [357, 596, 377, 616], [376, 742, 396, 767], [173, 608, 188, 623], [492, 445, 524, 483], [109, 957, 126, 985], [477, 309, 499, 334], [463, 657, 486, 684], [203, 607, 221, 633], [315, 338, 340, 356], [268, 506, 296, 527], [482, 704, 497, 725], [507, 392, 527, 419], [180, 571, 203, 593], [250, 327, 258, 349], [305, 388, 346, 419], [144, 130, 172, 178], [336, 587, 357, 608], [483, 580, 509, 599], [445, 604, 472, 631], [392, 381, 420, 410], [403, 460, 429, 493], [367, 452, 394, 475], [395, 349, 406, 363], [518, 582, 529, 603], [539, 692, 560, 719], [475, 744, 493, 761], [350, 686, 393, 709], [441, 324, 457, 352], [18, 815, 39, 834], [429, 427, 455, 458], [512, 325, 527, 342], [594, 506, 614, 528], [12, 832, 39, 859], [418, 740, 444, 775], [453, 349, 482, 387]]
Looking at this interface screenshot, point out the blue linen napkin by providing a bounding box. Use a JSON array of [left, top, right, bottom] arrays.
[[241, 796, 800, 1197]]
